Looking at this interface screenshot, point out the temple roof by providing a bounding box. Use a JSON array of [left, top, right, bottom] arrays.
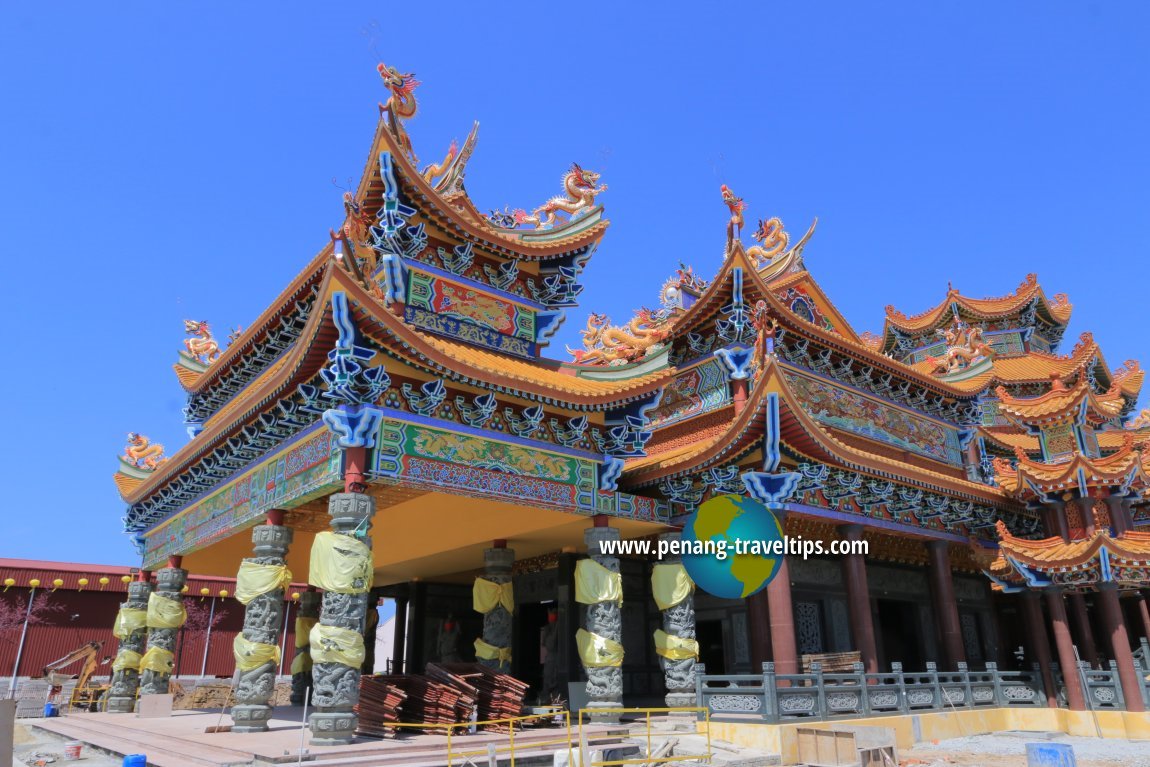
[[992, 434, 1147, 496], [356, 118, 609, 261], [994, 375, 1126, 427], [989, 520, 1150, 590], [624, 355, 1011, 509], [883, 273, 1072, 337]]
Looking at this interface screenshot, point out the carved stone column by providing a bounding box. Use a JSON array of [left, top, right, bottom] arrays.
[[106, 579, 154, 713], [582, 521, 623, 720], [290, 589, 321, 705], [139, 562, 188, 698], [309, 492, 374, 745], [655, 532, 696, 707], [232, 518, 293, 732], [476, 543, 515, 672]]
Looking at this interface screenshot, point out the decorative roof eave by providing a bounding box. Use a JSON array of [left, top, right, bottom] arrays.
[[905, 332, 1114, 394], [118, 265, 343, 505], [1011, 440, 1148, 494], [995, 376, 1126, 426], [740, 259, 985, 400], [881, 273, 1073, 341], [354, 118, 608, 261], [334, 274, 671, 409], [174, 245, 331, 393], [624, 355, 1014, 508], [995, 522, 1150, 570]]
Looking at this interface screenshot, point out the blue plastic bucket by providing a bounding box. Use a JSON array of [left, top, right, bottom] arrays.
[[1026, 743, 1076, 767], [123, 755, 147, 767], [42, 703, 58, 718]]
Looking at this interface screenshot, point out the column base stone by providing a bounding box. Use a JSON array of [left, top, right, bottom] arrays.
[[308, 710, 357, 745], [230, 704, 273, 733]]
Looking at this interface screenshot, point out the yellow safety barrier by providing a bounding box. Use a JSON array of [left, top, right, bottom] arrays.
[[380, 709, 573, 767], [577, 706, 713, 767]]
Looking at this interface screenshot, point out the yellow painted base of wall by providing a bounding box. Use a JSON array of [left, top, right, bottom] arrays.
[[701, 708, 1150, 764]]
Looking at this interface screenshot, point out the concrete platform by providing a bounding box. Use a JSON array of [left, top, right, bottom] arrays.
[[29, 707, 624, 767]]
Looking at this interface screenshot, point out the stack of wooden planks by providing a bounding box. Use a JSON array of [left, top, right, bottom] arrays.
[[355, 676, 408, 738], [424, 664, 479, 724], [433, 663, 530, 732], [800, 651, 862, 674]]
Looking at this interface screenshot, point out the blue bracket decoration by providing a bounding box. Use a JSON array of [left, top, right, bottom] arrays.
[[599, 455, 625, 492], [660, 476, 704, 506], [713, 345, 754, 381], [551, 415, 588, 447], [593, 389, 663, 458], [742, 471, 801, 510], [741, 392, 801, 509], [527, 265, 584, 307], [484, 260, 519, 291], [535, 311, 566, 346], [401, 378, 447, 417], [314, 292, 391, 406], [505, 404, 545, 437], [456, 392, 497, 427], [1007, 554, 1053, 589], [376, 253, 408, 304], [437, 242, 475, 275], [375, 152, 417, 238], [716, 268, 753, 344], [323, 404, 385, 449], [701, 465, 744, 495]]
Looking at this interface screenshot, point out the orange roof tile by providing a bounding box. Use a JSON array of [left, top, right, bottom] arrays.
[[884, 273, 1072, 333], [995, 521, 1150, 569], [995, 376, 1125, 424]]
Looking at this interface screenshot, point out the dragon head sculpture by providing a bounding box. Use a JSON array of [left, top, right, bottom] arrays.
[[377, 63, 420, 101], [569, 163, 601, 191], [184, 319, 209, 336]]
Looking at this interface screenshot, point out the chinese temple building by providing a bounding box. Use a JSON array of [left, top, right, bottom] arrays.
[[110, 63, 1150, 740]]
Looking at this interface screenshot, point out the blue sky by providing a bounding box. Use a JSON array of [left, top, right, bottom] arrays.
[[1, 3, 1147, 565]]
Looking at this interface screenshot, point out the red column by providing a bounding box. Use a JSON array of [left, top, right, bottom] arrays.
[[344, 445, 367, 491], [1066, 592, 1099, 668], [840, 525, 878, 673], [926, 541, 966, 669], [1097, 584, 1146, 712], [1019, 592, 1058, 707], [1133, 592, 1150, 643], [1045, 589, 1086, 710], [767, 556, 798, 676], [747, 589, 771, 670], [731, 379, 749, 416]]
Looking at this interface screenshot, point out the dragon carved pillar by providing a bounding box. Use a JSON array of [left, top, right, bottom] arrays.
[[139, 560, 188, 699], [580, 520, 624, 721], [290, 588, 320, 705], [308, 492, 374, 746], [231, 513, 293, 732], [106, 578, 154, 713], [654, 532, 697, 707], [474, 543, 515, 672]]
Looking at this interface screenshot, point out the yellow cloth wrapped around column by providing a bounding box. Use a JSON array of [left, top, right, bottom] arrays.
[[309, 623, 366, 668], [146, 592, 186, 629], [308, 532, 373, 594], [473, 638, 512, 663], [138, 646, 174, 673], [112, 608, 147, 639], [291, 616, 317, 674], [653, 629, 699, 660], [576, 628, 624, 667], [111, 650, 142, 672], [233, 634, 282, 671], [651, 563, 694, 610], [234, 562, 292, 605], [575, 559, 623, 606], [473, 578, 514, 614]]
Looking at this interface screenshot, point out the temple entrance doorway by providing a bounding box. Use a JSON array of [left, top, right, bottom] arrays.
[[697, 619, 726, 674], [877, 599, 924, 670], [516, 601, 549, 701]]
